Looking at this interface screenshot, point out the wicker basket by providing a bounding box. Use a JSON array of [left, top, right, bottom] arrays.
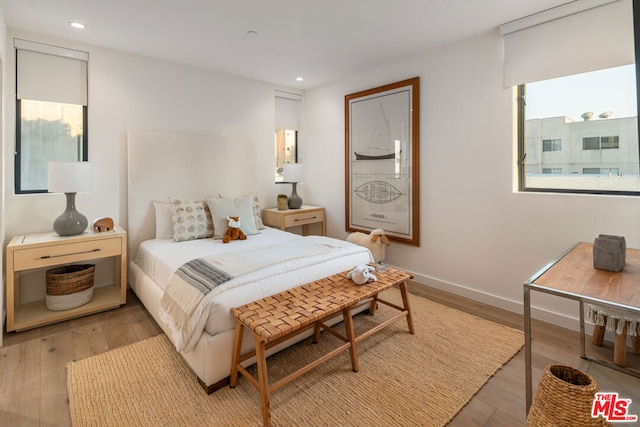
[[526, 364, 610, 426], [45, 264, 95, 311]]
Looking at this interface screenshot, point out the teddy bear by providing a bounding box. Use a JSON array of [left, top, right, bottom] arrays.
[[347, 265, 377, 285], [223, 216, 247, 243]]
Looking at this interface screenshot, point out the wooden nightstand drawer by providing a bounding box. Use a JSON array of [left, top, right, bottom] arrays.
[[262, 205, 326, 236], [13, 237, 122, 271], [283, 210, 325, 228]]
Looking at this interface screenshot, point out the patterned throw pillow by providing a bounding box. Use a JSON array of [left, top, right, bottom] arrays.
[[169, 198, 213, 242]]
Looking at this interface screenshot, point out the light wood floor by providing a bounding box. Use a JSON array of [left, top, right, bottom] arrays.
[[1, 284, 639, 426]]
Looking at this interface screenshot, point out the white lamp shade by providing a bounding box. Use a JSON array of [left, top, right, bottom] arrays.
[[282, 163, 304, 183], [48, 161, 93, 193]]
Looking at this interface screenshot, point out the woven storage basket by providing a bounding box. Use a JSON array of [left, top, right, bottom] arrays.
[[45, 264, 95, 311], [526, 364, 610, 426]]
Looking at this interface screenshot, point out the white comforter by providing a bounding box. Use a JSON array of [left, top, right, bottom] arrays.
[[135, 229, 374, 352]]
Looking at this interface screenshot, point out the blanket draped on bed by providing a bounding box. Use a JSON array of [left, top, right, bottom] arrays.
[[159, 236, 366, 352]]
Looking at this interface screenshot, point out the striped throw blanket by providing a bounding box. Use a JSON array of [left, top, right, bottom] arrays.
[[159, 237, 357, 352]]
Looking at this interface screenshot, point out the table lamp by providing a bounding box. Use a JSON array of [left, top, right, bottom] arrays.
[[48, 161, 93, 236], [282, 163, 304, 209]]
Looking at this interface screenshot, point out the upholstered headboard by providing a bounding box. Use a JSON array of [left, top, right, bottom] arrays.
[[126, 130, 257, 259]]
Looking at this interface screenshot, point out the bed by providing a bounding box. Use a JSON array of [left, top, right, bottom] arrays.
[[127, 131, 374, 392]]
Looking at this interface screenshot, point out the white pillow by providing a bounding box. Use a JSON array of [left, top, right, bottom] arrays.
[[153, 201, 173, 239], [169, 198, 214, 242], [207, 194, 258, 239], [218, 192, 265, 230]]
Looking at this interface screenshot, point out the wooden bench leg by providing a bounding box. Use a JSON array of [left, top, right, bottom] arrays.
[[633, 324, 640, 354], [398, 281, 415, 334], [369, 295, 379, 315], [254, 336, 272, 427], [312, 321, 322, 344], [614, 319, 627, 368], [342, 307, 359, 372], [229, 320, 244, 388], [592, 315, 607, 346]]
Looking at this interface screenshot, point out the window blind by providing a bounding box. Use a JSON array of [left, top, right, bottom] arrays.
[[15, 39, 88, 105], [275, 91, 301, 130], [501, 0, 635, 87]]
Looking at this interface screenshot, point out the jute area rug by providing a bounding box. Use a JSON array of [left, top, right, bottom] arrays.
[[67, 288, 523, 427]]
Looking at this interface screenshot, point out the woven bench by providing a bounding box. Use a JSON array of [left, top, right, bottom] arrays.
[[229, 265, 414, 427]]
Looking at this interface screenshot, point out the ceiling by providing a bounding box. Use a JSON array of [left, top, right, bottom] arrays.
[[2, 0, 569, 89]]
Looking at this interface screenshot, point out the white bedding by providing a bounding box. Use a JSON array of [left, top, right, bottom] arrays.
[[134, 228, 374, 349], [135, 227, 300, 289]]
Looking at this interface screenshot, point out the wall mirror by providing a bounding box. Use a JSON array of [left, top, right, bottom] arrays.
[[275, 128, 297, 182], [275, 91, 301, 182]]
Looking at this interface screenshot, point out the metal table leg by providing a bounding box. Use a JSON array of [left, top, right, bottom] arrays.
[[524, 284, 532, 414]]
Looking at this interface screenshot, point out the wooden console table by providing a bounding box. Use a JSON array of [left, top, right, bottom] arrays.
[[523, 242, 640, 413], [229, 266, 414, 427]]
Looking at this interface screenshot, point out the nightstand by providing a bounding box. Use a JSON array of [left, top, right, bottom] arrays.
[[5, 226, 127, 331], [262, 205, 326, 236]]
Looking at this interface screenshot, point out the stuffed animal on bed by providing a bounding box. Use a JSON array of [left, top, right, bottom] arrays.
[[223, 216, 247, 243], [347, 265, 377, 285]]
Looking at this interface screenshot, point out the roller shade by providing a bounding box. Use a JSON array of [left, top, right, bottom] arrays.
[[275, 91, 301, 130], [501, 0, 635, 87], [16, 39, 88, 105]]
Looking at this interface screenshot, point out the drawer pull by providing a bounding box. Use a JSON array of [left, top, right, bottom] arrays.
[[40, 248, 101, 259], [294, 216, 317, 222]]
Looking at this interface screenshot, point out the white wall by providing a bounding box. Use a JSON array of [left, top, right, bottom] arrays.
[[304, 30, 640, 329], [3, 29, 300, 304], [3, 29, 296, 237]]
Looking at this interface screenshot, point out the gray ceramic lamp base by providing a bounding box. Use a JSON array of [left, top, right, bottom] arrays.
[[53, 192, 88, 236], [288, 183, 303, 209]]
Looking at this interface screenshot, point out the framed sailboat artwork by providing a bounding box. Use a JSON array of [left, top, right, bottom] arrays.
[[345, 77, 420, 246]]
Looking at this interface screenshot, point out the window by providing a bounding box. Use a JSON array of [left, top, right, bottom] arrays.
[[601, 136, 620, 149], [542, 139, 562, 152], [582, 137, 601, 151], [519, 66, 637, 193], [583, 136, 620, 150], [543, 168, 562, 174], [583, 168, 620, 176], [15, 39, 88, 193], [502, 0, 638, 194]]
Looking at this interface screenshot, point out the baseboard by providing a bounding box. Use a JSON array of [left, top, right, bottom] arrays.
[[386, 264, 583, 332]]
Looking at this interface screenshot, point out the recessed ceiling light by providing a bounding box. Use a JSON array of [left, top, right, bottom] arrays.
[[69, 21, 86, 29], [295, 77, 304, 82], [246, 30, 258, 38]]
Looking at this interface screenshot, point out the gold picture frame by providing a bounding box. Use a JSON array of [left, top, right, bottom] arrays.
[[345, 77, 420, 246]]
